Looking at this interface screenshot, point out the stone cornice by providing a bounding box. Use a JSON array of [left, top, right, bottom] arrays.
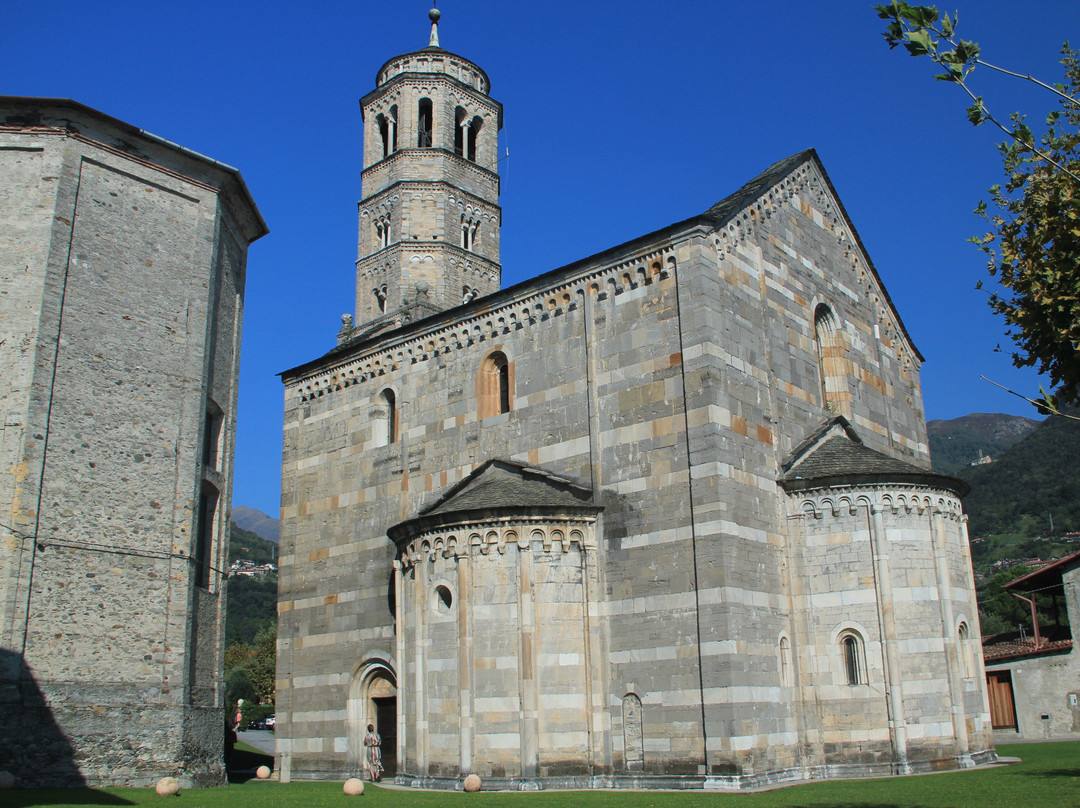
[[789, 483, 965, 523], [282, 243, 675, 393]]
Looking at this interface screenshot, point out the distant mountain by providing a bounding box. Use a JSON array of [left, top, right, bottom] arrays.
[[232, 505, 280, 543], [927, 413, 1041, 475], [959, 410, 1080, 540]]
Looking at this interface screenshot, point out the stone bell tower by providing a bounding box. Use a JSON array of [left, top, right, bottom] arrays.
[[353, 6, 503, 332]]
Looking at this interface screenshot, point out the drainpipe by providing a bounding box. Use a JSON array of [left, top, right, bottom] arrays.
[[1009, 592, 1043, 649]]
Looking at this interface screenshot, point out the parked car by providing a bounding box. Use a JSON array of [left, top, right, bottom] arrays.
[[265, 714, 275, 731]]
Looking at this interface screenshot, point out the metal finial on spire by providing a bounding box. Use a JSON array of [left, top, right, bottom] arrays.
[[428, 4, 441, 48]]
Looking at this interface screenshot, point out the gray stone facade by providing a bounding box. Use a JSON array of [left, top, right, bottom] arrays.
[[277, 18, 994, 790], [0, 98, 266, 787]]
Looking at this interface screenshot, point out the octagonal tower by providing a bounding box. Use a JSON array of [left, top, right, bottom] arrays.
[[354, 8, 503, 331]]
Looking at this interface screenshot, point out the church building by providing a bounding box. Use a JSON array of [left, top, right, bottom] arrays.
[[277, 9, 994, 789]]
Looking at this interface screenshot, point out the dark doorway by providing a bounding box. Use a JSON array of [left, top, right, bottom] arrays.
[[374, 696, 397, 775]]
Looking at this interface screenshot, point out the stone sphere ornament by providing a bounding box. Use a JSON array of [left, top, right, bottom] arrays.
[[463, 773, 482, 792], [154, 777, 179, 796], [256, 765, 272, 780], [0, 771, 15, 789], [343, 777, 365, 795]]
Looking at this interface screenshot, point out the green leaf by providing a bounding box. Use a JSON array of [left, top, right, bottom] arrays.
[[955, 39, 980, 63], [941, 11, 953, 36], [967, 97, 987, 125], [904, 28, 933, 56]]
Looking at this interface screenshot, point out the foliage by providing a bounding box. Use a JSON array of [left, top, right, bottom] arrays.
[[225, 666, 256, 708], [225, 573, 278, 647], [240, 700, 275, 728], [8, 741, 1080, 807], [974, 565, 1062, 637], [876, 3, 1080, 406], [224, 624, 276, 706]]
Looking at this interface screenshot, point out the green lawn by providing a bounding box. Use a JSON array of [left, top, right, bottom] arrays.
[[7, 742, 1078, 808]]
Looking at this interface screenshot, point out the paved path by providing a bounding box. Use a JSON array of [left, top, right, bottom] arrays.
[[238, 729, 275, 755]]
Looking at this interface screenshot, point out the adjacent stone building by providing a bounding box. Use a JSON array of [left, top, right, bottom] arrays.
[[982, 551, 1080, 740], [0, 98, 266, 787], [277, 11, 994, 789]]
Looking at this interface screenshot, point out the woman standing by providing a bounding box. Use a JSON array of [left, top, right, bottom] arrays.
[[363, 723, 383, 782]]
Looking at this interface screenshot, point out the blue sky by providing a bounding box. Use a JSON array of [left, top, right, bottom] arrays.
[[5, 1, 1078, 516]]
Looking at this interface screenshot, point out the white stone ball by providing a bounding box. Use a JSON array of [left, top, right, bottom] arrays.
[[463, 773, 482, 792], [256, 765, 272, 780], [0, 771, 15, 789], [155, 776, 179, 796], [343, 777, 365, 795]]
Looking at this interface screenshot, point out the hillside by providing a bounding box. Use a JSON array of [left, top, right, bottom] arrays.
[[226, 522, 278, 647], [927, 413, 1041, 475], [959, 411, 1080, 538], [232, 505, 280, 543]]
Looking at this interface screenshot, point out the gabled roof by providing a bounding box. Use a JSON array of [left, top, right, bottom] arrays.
[[387, 459, 601, 544], [282, 149, 917, 380], [779, 417, 967, 496]]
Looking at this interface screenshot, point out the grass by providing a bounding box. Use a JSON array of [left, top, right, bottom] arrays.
[[6, 742, 1078, 808]]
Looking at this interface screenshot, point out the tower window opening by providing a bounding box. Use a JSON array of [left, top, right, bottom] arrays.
[[375, 285, 388, 313], [389, 105, 398, 152], [418, 98, 433, 148], [461, 217, 479, 251], [454, 107, 466, 156], [467, 116, 482, 162], [375, 217, 391, 250], [377, 114, 389, 158]]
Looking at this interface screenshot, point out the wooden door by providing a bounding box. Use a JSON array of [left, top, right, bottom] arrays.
[[986, 670, 1018, 730]]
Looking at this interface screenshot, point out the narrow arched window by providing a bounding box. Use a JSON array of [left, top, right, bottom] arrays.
[[388, 105, 398, 152], [383, 389, 397, 444], [377, 113, 389, 158], [417, 98, 433, 148], [814, 303, 844, 412], [479, 351, 511, 418], [373, 389, 397, 447], [958, 621, 973, 678], [779, 636, 793, 687], [841, 632, 864, 685]]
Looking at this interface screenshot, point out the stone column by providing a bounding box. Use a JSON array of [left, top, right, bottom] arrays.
[[457, 549, 473, 774], [866, 500, 909, 773], [517, 540, 538, 778], [930, 508, 969, 759]]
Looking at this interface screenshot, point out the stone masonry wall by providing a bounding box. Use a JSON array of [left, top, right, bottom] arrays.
[[0, 108, 260, 787]]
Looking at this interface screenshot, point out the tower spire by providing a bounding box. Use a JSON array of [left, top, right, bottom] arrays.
[[428, 4, 441, 48]]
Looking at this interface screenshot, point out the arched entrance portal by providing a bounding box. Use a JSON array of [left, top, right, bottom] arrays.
[[346, 662, 398, 777]]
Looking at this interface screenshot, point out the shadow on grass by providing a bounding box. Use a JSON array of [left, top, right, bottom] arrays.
[[2, 790, 134, 808], [228, 746, 275, 784], [1018, 767, 1080, 777]]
